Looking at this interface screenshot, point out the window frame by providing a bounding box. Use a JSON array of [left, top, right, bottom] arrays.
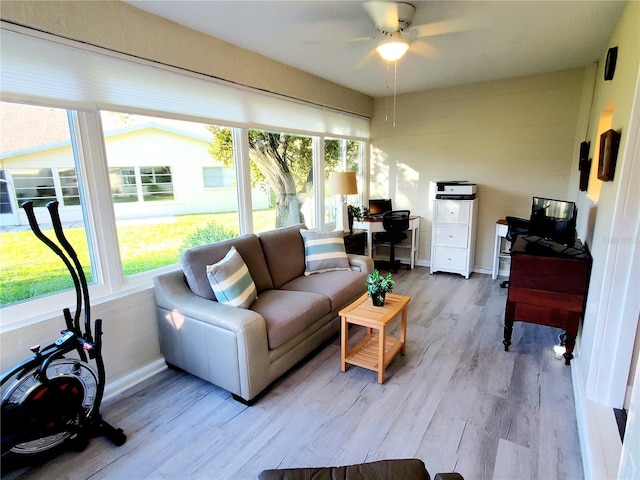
[[0, 23, 370, 328], [0, 105, 369, 329]]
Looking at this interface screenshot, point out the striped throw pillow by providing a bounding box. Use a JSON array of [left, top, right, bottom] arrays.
[[206, 246, 257, 308], [300, 229, 350, 276]]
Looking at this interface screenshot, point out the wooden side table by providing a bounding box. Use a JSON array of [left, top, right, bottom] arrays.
[[339, 293, 410, 383]]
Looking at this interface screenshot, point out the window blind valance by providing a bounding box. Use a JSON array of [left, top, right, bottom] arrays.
[[0, 28, 369, 138]]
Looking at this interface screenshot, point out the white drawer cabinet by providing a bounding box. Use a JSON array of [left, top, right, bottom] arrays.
[[434, 225, 469, 248], [431, 199, 478, 278], [434, 201, 471, 224]]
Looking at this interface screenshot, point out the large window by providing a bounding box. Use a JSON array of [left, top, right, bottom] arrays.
[[0, 171, 11, 214], [324, 138, 365, 226], [12, 168, 57, 206], [248, 129, 314, 233], [9, 167, 80, 207], [0, 102, 95, 307], [110, 166, 174, 203], [0, 27, 369, 322], [58, 167, 80, 206], [100, 111, 240, 277]]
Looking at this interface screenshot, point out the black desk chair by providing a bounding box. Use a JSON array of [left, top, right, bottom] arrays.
[[373, 210, 410, 273]]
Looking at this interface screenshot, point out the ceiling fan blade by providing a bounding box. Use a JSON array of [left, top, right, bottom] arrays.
[[355, 48, 380, 69], [404, 16, 488, 39], [409, 40, 439, 59], [347, 36, 377, 44], [363, 2, 399, 33], [304, 35, 375, 46]]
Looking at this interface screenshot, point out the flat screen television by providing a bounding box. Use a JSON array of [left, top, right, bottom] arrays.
[[368, 199, 392, 216], [528, 197, 577, 245]]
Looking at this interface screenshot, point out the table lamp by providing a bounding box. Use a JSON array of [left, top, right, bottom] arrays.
[[328, 171, 358, 233]]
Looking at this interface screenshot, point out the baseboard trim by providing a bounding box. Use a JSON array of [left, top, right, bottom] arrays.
[[103, 357, 167, 401], [572, 361, 622, 480]]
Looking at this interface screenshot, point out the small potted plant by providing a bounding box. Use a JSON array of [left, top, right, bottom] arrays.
[[347, 205, 363, 233], [366, 269, 395, 307]]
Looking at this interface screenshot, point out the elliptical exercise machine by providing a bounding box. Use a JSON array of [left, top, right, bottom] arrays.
[[1, 201, 126, 461]]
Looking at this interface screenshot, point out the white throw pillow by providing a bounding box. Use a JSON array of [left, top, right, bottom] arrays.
[[300, 229, 350, 275], [206, 246, 257, 308]]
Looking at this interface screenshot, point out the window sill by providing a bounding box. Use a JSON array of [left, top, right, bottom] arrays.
[[0, 263, 181, 334]]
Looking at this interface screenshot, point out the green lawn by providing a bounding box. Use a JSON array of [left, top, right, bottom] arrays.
[[0, 210, 276, 306]]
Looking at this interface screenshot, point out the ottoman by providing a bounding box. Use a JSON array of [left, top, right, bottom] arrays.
[[258, 458, 464, 480]]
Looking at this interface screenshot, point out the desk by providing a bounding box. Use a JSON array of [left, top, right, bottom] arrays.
[[492, 219, 510, 280], [352, 216, 420, 269], [503, 235, 591, 364]]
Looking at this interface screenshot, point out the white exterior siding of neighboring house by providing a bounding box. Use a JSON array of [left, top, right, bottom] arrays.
[[0, 124, 270, 226], [1, 141, 81, 226]]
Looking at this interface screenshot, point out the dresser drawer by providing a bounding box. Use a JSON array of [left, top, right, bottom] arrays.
[[434, 225, 469, 248], [432, 246, 468, 271], [434, 201, 471, 224]]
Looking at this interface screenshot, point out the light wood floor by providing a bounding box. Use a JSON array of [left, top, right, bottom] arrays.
[[2, 268, 583, 480]]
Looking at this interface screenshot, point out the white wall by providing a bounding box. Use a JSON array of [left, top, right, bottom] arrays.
[[370, 68, 586, 271], [0, 287, 165, 398], [568, 1, 640, 477]]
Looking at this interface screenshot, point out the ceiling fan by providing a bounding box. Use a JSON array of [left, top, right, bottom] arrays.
[[362, 1, 482, 62]]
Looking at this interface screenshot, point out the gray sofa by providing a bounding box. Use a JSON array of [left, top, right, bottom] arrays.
[[153, 224, 374, 403]]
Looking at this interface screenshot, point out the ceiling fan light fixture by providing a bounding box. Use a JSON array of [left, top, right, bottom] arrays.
[[376, 37, 409, 62]]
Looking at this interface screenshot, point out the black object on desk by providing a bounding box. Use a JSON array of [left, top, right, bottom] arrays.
[[503, 235, 592, 364]]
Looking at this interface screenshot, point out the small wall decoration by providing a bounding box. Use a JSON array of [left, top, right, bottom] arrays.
[[598, 129, 621, 182], [578, 141, 591, 191], [604, 46, 618, 81]]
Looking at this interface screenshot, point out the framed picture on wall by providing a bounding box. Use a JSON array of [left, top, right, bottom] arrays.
[[597, 129, 621, 182]]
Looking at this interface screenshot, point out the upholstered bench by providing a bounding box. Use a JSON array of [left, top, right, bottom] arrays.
[[258, 458, 464, 480]]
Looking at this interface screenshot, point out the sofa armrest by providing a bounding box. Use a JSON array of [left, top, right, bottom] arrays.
[[154, 270, 263, 331], [348, 254, 374, 274], [153, 270, 270, 401]]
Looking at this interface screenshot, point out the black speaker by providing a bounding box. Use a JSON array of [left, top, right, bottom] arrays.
[[579, 141, 590, 163], [604, 46, 618, 81]]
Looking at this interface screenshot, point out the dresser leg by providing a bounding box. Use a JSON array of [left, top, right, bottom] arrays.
[[503, 322, 513, 351], [563, 332, 576, 365], [503, 301, 515, 351]]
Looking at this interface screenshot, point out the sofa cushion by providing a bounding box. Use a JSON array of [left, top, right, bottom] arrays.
[[282, 270, 367, 311], [258, 459, 432, 480], [251, 289, 330, 349], [258, 224, 306, 289], [180, 233, 273, 300], [206, 246, 257, 308], [300, 229, 350, 275]]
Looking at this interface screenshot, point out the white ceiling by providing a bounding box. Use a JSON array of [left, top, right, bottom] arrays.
[[125, 1, 626, 97]]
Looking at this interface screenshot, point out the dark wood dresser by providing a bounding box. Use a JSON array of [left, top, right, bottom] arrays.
[[503, 235, 592, 364]]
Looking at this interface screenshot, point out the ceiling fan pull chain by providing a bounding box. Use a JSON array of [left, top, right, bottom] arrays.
[[393, 61, 398, 127], [385, 61, 390, 123]]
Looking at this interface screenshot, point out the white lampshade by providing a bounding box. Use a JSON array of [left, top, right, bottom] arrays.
[[328, 171, 358, 233], [376, 38, 410, 62], [328, 171, 358, 196]]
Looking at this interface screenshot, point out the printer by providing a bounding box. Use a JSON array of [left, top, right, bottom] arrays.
[[435, 180, 477, 200]]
